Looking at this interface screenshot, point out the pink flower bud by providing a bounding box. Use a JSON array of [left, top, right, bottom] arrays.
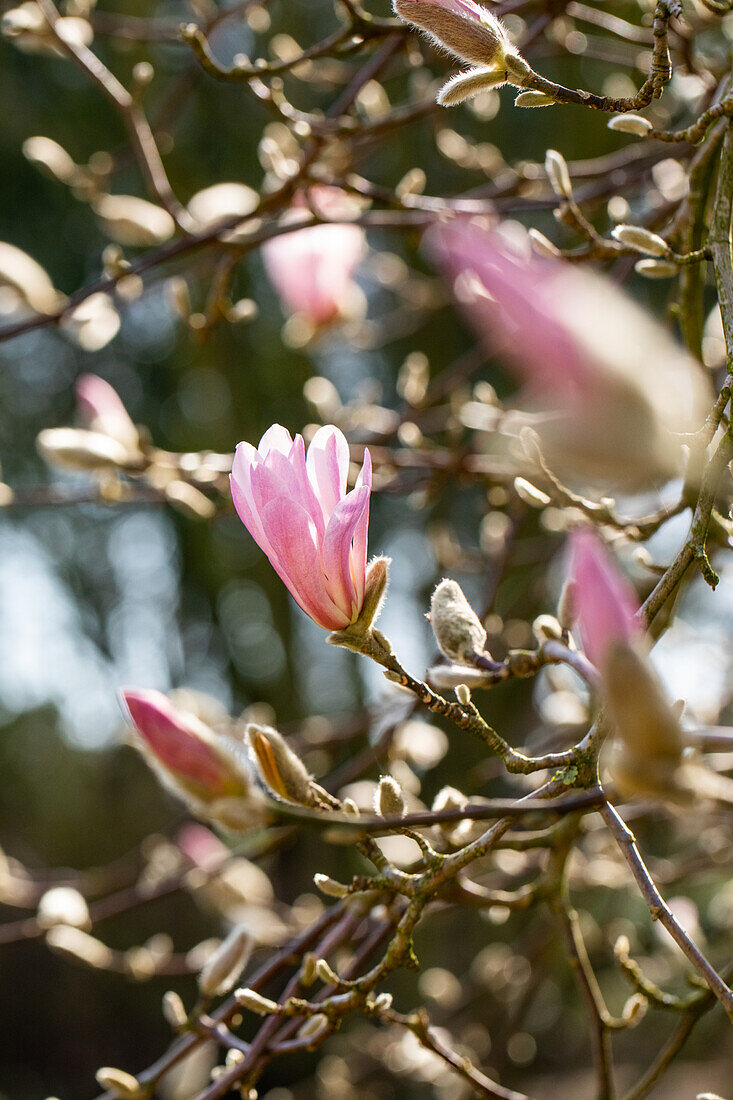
[[262, 187, 365, 328], [566, 529, 640, 669], [121, 689, 250, 800], [230, 424, 371, 631], [75, 374, 140, 454]]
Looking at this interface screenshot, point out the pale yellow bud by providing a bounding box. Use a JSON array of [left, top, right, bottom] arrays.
[[532, 614, 563, 643], [37, 427, 132, 472], [93, 194, 175, 248], [23, 136, 77, 183], [246, 724, 314, 805], [514, 476, 551, 507], [515, 90, 555, 107], [607, 114, 653, 136], [0, 240, 61, 314], [94, 1069, 142, 1099], [37, 886, 90, 930], [622, 993, 647, 1026], [430, 578, 487, 663], [235, 987, 280, 1015], [634, 258, 679, 279], [455, 683, 471, 705], [375, 775, 406, 818], [198, 925, 252, 997], [438, 66, 507, 107], [162, 990, 187, 1029], [396, 168, 427, 197], [46, 926, 115, 969], [612, 225, 669, 258], [528, 229, 561, 258], [557, 578, 577, 630], [315, 957, 341, 985], [298, 1013, 330, 1043], [313, 873, 350, 898], [545, 149, 572, 199]]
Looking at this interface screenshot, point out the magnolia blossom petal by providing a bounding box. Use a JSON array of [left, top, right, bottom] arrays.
[[286, 433, 327, 539], [259, 424, 293, 458], [351, 449, 372, 607], [261, 496, 349, 629], [567, 528, 640, 668], [231, 444, 275, 558], [430, 221, 589, 400], [306, 425, 350, 522], [321, 485, 371, 615]]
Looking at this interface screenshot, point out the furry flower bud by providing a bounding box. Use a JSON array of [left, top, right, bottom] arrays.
[[515, 90, 556, 106], [246, 724, 314, 805], [94, 1068, 143, 1099], [607, 114, 653, 136], [235, 988, 280, 1015], [430, 578, 487, 663], [375, 775, 406, 817], [314, 873, 350, 898], [394, 0, 519, 68], [612, 225, 669, 258], [514, 476, 550, 507], [545, 149, 572, 199], [634, 258, 679, 279]]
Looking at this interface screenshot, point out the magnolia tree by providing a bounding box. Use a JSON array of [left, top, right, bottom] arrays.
[[2, 0, 733, 1097]]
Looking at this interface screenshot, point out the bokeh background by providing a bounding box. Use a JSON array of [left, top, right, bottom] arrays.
[[1, 1, 733, 1097]]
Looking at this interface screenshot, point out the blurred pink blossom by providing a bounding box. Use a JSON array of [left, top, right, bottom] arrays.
[[75, 373, 139, 453], [260, 184, 365, 327], [177, 822, 229, 870], [566, 528, 640, 668], [122, 689, 248, 798], [230, 424, 371, 630], [262, 187, 365, 328], [429, 219, 712, 486]]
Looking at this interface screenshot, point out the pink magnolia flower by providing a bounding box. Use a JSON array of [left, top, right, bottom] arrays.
[[121, 689, 250, 800], [429, 218, 711, 486], [75, 373, 140, 454], [230, 424, 371, 631], [566, 529, 640, 669], [262, 187, 365, 328]]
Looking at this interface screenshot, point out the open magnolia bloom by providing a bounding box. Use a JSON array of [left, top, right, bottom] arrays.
[[393, 0, 533, 105], [121, 689, 267, 832], [262, 187, 366, 331], [230, 425, 372, 631], [430, 219, 713, 490]]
